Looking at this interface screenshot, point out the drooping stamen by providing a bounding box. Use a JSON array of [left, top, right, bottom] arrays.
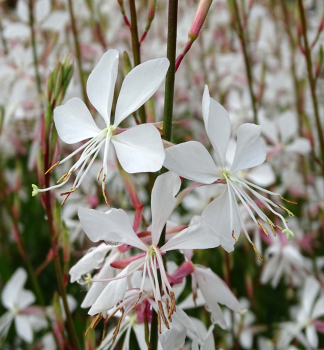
[[166, 298, 172, 322], [258, 221, 269, 237], [85, 313, 103, 336], [132, 292, 143, 309], [170, 291, 176, 314], [266, 218, 276, 236], [45, 161, 59, 174], [61, 188, 78, 206], [278, 204, 294, 217], [158, 301, 170, 329], [157, 310, 162, 334], [232, 230, 238, 242], [112, 308, 124, 343], [102, 174, 110, 206], [250, 242, 263, 261], [97, 166, 103, 181], [279, 195, 297, 205]]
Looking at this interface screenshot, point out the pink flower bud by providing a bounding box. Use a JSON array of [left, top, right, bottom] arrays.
[[189, 0, 212, 38]]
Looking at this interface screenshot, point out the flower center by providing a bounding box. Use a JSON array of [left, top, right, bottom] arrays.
[[220, 168, 231, 181], [103, 125, 114, 137]]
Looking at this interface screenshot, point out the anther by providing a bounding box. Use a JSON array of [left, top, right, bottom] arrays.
[[97, 166, 103, 181], [170, 291, 176, 314], [257, 221, 269, 237], [279, 195, 297, 205], [102, 174, 110, 206], [158, 301, 170, 329], [112, 308, 124, 343], [45, 161, 60, 175], [232, 230, 238, 242], [157, 311, 162, 334], [266, 218, 276, 236], [278, 204, 294, 217], [132, 292, 142, 309], [250, 242, 263, 261], [85, 313, 103, 336]]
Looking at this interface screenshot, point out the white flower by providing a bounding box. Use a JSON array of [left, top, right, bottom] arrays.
[[164, 85, 295, 255], [33, 49, 168, 204], [77, 172, 220, 322], [0, 268, 39, 343]]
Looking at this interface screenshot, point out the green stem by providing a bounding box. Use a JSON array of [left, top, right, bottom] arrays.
[[232, 0, 258, 124], [297, 0, 324, 167], [129, 0, 147, 124], [43, 110, 80, 350], [28, 0, 41, 94], [0, 13, 8, 55], [150, 1, 178, 349], [68, 0, 88, 107]]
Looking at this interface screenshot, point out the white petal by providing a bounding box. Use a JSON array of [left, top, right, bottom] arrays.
[[161, 220, 220, 252], [69, 243, 111, 283], [15, 315, 33, 343], [54, 98, 101, 144], [114, 58, 169, 126], [81, 251, 120, 308], [202, 85, 231, 166], [2, 268, 27, 310], [278, 111, 298, 144], [151, 172, 181, 245], [259, 113, 278, 145], [112, 124, 165, 173], [88, 258, 144, 315], [42, 11, 69, 31], [195, 266, 241, 311], [202, 187, 239, 252], [178, 289, 205, 309], [306, 324, 318, 348], [16, 290, 36, 309], [285, 138, 311, 155], [312, 295, 324, 319], [240, 329, 253, 349], [17, 0, 29, 22], [0, 311, 15, 341], [230, 124, 266, 173], [87, 49, 119, 125], [78, 207, 148, 251], [247, 163, 275, 187], [133, 324, 150, 350], [164, 141, 220, 184], [3, 23, 30, 40], [35, 0, 51, 23], [302, 276, 320, 317]]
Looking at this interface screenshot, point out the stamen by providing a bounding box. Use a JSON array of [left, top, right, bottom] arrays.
[[112, 308, 124, 343], [158, 301, 170, 329], [275, 224, 283, 231], [170, 291, 176, 315], [85, 313, 103, 336], [102, 174, 110, 206], [166, 298, 172, 322], [250, 242, 263, 261], [45, 161, 60, 174], [97, 166, 103, 181], [232, 230, 238, 242], [157, 310, 162, 334], [279, 195, 297, 205], [132, 292, 142, 309], [257, 221, 269, 237], [266, 218, 276, 236], [57, 173, 68, 184], [278, 204, 294, 217]]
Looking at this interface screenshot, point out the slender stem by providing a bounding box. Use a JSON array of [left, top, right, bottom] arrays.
[[150, 1, 178, 349], [0, 13, 8, 55], [43, 112, 80, 350], [68, 0, 88, 107], [297, 0, 324, 166], [129, 0, 146, 124], [232, 0, 258, 124], [28, 0, 41, 94]]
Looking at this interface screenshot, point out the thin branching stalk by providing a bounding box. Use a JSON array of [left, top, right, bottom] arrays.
[[29, 0, 42, 94], [43, 108, 80, 350], [68, 0, 88, 107], [129, 0, 147, 123], [0, 13, 8, 55], [150, 1, 178, 349], [297, 0, 324, 166], [231, 0, 258, 124]]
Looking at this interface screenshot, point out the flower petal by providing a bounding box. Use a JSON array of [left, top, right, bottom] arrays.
[[259, 112, 278, 145], [230, 124, 266, 173], [81, 251, 120, 308], [78, 207, 148, 251], [87, 49, 119, 125], [54, 98, 101, 144], [202, 186, 239, 252], [151, 172, 181, 246], [88, 258, 145, 316], [112, 124, 165, 173], [306, 324, 318, 348], [15, 315, 33, 343], [202, 85, 231, 167], [69, 243, 111, 283], [17, 290, 36, 309], [164, 141, 220, 184], [114, 58, 169, 126], [161, 219, 220, 252], [2, 268, 27, 310], [285, 137, 311, 155], [302, 276, 320, 317], [35, 0, 51, 23]]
